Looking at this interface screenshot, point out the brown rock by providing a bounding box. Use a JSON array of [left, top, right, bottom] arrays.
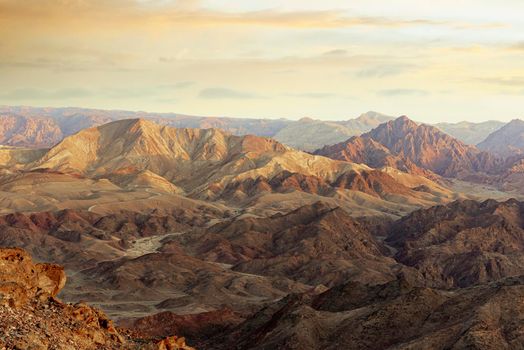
[[0, 248, 63, 307]]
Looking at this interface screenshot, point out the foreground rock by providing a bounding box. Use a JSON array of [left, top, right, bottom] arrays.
[[0, 247, 193, 349]]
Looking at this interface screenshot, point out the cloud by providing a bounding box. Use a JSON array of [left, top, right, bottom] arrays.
[[0, 55, 139, 72], [286, 92, 339, 99], [322, 49, 348, 57], [377, 89, 429, 97], [511, 42, 524, 50], [198, 88, 261, 99], [475, 77, 524, 87], [158, 81, 195, 90], [0, 1, 505, 31], [356, 64, 417, 78], [0, 88, 92, 100]]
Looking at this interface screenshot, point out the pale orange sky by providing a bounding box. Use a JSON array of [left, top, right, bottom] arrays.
[[1, 0, 523, 122]]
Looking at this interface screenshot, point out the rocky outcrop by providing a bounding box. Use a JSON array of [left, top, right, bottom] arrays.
[[0, 247, 195, 349], [0, 247, 125, 349], [0, 247, 65, 307]]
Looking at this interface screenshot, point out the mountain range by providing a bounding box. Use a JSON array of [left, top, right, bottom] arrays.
[[1, 106, 524, 349], [2, 105, 521, 152]]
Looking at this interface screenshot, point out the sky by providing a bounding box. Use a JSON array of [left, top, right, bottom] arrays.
[[1, 0, 523, 123]]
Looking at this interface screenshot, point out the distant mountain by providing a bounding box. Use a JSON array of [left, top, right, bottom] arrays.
[[0, 106, 394, 151], [273, 111, 393, 151], [0, 114, 63, 148], [339, 111, 394, 131], [477, 119, 524, 158], [273, 118, 360, 151], [0, 105, 293, 147], [436, 120, 504, 145]]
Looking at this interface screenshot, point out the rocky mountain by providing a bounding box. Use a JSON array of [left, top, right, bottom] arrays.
[[170, 202, 409, 288], [208, 274, 524, 349], [436, 120, 504, 145], [314, 135, 437, 179], [2, 105, 520, 157], [318, 116, 502, 179], [477, 119, 524, 158], [388, 199, 524, 288], [0, 208, 201, 269], [365, 116, 502, 177], [11, 118, 453, 218]]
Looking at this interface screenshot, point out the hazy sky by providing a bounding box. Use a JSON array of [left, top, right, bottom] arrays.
[[1, 0, 523, 123]]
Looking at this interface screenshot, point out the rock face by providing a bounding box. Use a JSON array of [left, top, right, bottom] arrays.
[[388, 199, 524, 288], [478, 119, 524, 157], [208, 275, 524, 350]]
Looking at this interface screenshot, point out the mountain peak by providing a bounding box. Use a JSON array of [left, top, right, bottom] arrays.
[[361, 115, 498, 177], [507, 118, 524, 126], [393, 115, 417, 126], [355, 111, 393, 123], [298, 117, 316, 123], [110, 118, 157, 131]]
